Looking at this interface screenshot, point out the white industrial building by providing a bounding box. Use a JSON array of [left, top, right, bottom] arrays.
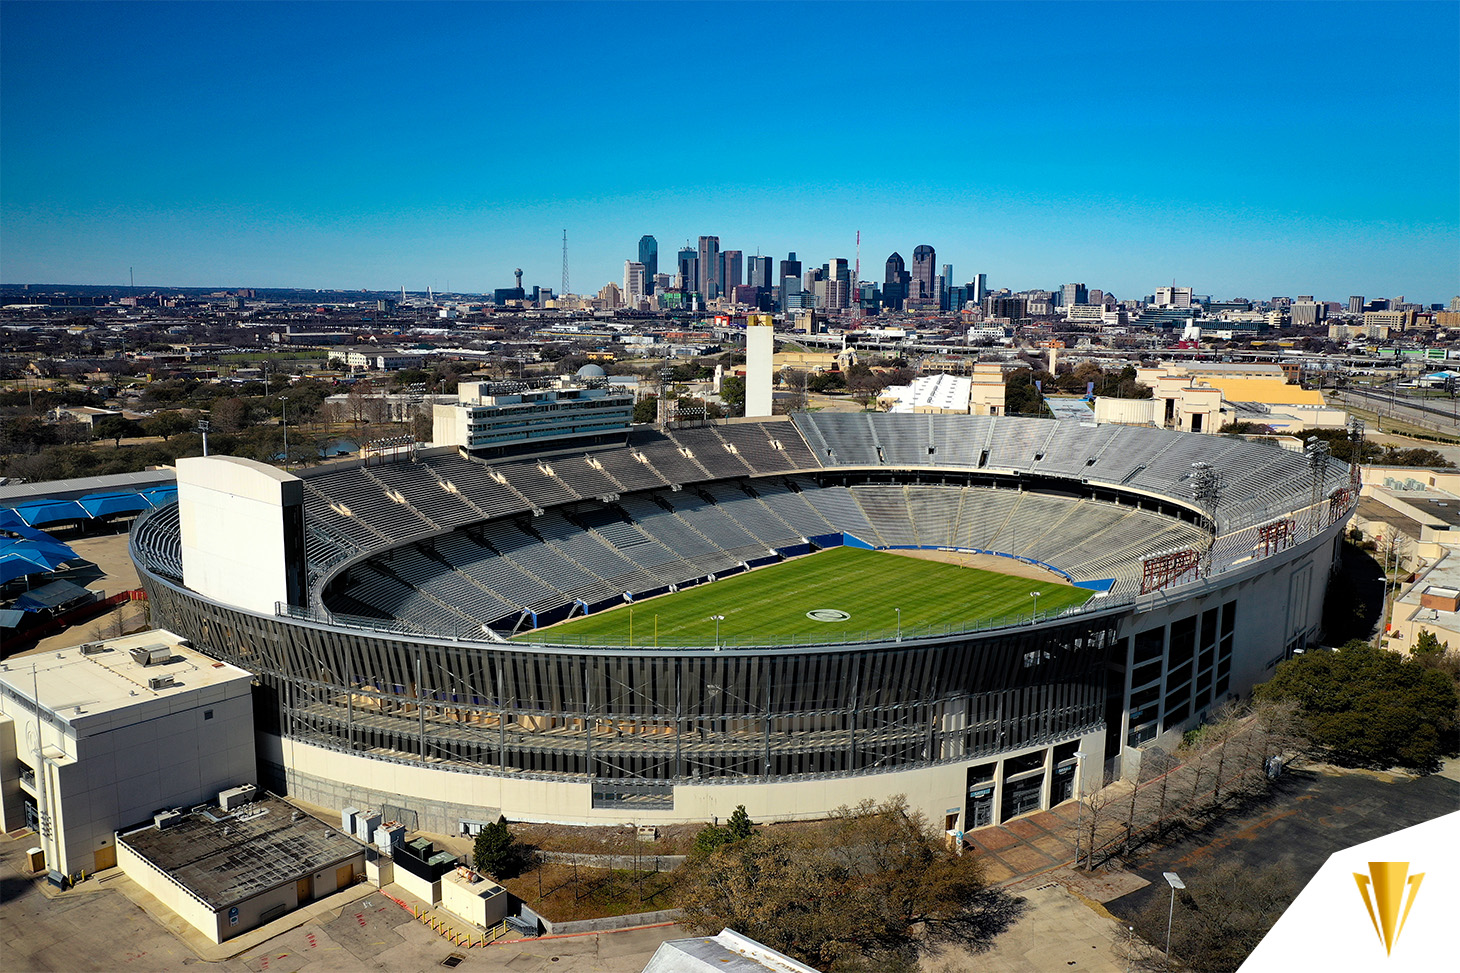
[[0, 630, 255, 879]]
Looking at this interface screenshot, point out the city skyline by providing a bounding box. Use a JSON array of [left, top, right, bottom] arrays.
[[1, 1, 1456, 303]]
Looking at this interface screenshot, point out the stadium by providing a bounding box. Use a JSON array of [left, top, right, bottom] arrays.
[[130, 413, 1354, 836]]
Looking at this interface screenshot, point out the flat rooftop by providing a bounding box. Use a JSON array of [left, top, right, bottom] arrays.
[[1401, 497, 1460, 529], [119, 795, 362, 910], [1356, 497, 1425, 538], [0, 630, 252, 731]]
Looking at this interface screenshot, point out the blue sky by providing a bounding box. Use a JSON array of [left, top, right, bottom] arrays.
[[2, 1, 1456, 303]]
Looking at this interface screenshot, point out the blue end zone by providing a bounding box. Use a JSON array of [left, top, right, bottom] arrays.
[[1074, 578, 1116, 592]]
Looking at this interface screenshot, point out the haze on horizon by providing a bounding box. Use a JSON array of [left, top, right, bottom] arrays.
[[1, 1, 1456, 304]]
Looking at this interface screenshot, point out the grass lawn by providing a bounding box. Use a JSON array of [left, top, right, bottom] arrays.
[[520, 546, 1092, 647]]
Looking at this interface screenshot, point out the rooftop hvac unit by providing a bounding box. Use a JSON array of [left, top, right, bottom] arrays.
[[148, 675, 176, 691], [154, 810, 182, 830], [218, 784, 257, 811], [80, 642, 105, 655], [130, 645, 173, 667]]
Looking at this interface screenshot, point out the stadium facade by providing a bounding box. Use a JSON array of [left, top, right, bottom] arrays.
[[131, 414, 1353, 835]]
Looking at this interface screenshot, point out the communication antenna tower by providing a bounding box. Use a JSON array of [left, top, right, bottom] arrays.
[[561, 229, 569, 298]]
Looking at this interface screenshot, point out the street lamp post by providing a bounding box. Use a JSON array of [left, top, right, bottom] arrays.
[[1029, 590, 1041, 624], [197, 419, 210, 457], [1163, 871, 1185, 971], [710, 614, 724, 648], [1072, 750, 1088, 868], [894, 607, 901, 641], [280, 395, 289, 471], [1126, 925, 1135, 973]]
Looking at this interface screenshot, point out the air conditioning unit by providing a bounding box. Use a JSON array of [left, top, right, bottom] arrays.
[[80, 642, 105, 655], [154, 810, 182, 830], [148, 675, 176, 691], [218, 784, 257, 812], [130, 645, 172, 667]]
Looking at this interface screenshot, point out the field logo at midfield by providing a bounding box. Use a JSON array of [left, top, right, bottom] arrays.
[[1353, 861, 1426, 956], [806, 609, 851, 622]]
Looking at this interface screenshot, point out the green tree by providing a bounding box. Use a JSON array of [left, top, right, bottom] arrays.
[[725, 804, 754, 841], [807, 371, 846, 394], [141, 411, 194, 441], [1255, 640, 1459, 771], [633, 394, 659, 424], [92, 414, 133, 448], [471, 819, 517, 879], [1414, 628, 1449, 657], [720, 375, 746, 416]]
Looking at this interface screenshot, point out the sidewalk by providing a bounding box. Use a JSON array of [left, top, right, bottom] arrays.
[[967, 802, 1084, 885]]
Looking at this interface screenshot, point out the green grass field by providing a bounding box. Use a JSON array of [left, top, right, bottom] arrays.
[[520, 546, 1093, 646]]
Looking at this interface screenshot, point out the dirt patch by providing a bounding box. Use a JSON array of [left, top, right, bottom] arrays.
[[499, 862, 678, 922], [884, 548, 1074, 584]]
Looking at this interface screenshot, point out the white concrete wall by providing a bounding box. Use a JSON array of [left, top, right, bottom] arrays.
[[178, 455, 302, 615], [272, 731, 1083, 832], [394, 866, 441, 906], [0, 715, 20, 835], [117, 838, 222, 943], [745, 325, 774, 418]]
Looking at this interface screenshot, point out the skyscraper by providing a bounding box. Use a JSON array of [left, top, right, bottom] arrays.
[[623, 261, 646, 307], [721, 250, 743, 295], [911, 245, 936, 307], [779, 252, 802, 310], [1349, 295, 1364, 314], [973, 273, 988, 304], [638, 236, 658, 295], [748, 255, 773, 289], [697, 236, 721, 299], [677, 247, 697, 292], [1062, 283, 1088, 307], [883, 252, 907, 309]]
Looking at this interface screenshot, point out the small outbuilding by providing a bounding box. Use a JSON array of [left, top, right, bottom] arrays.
[[117, 792, 365, 943]]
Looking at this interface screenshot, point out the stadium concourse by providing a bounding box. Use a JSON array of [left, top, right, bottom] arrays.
[[131, 413, 1355, 836]]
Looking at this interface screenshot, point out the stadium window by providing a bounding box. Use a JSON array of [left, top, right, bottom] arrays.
[[1133, 628, 1164, 665]]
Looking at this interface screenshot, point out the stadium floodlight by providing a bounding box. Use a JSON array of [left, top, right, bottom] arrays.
[[894, 607, 901, 641], [1029, 591, 1042, 624], [710, 614, 725, 649], [1163, 871, 1185, 970]]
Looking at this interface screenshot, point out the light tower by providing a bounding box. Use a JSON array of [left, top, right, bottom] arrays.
[[1190, 462, 1222, 575], [561, 229, 570, 298], [1306, 437, 1331, 537]]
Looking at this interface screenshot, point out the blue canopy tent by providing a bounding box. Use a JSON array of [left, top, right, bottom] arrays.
[[0, 550, 59, 585], [9, 499, 88, 527], [0, 536, 76, 570], [139, 485, 178, 507], [77, 491, 153, 518]]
